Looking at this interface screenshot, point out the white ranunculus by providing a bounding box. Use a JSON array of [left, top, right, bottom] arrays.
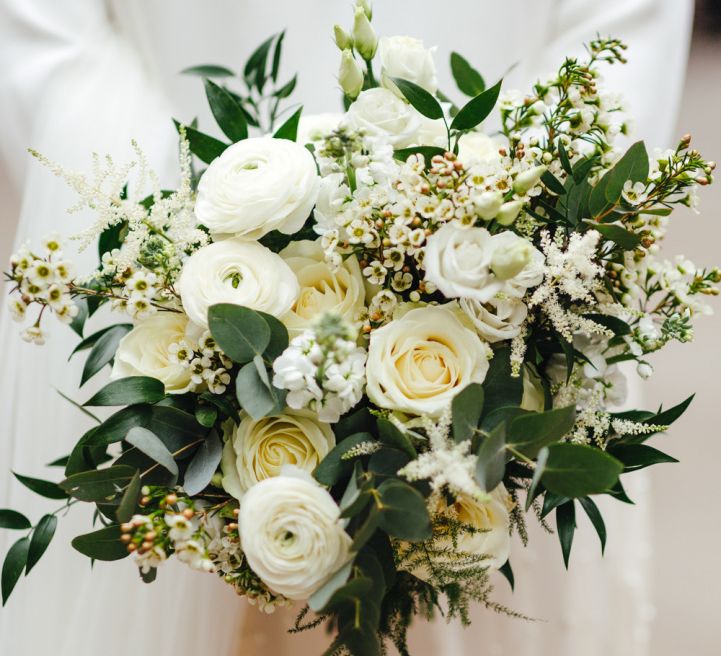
[[459, 296, 528, 343], [423, 224, 544, 303], [379, 35, 437, 95], [194, 137, 320, 239], [239, 468, 352, 600], [178, 239, 299, 327], [111, 312, 194, 394], [366, 304, 491, 417], [343, 88, 422, 148], [280, 239, 366, 336], [457, 132, 501, 165], [220, 409, 335, 498], [297, 113, 343, 145]]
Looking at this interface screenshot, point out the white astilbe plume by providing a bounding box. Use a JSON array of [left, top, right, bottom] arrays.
[[529, 229, 612, 341], [399, 407, 484, 499]]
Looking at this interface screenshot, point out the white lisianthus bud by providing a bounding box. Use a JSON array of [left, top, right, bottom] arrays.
[[352, 6, 377, 60], [356, 0, 372, 19], [239, 467, 352, 600], [513, 165, 547, 195], [473, 190, 504, 220], [490, 240, 533, 280], [378, 35, 438, 95], [333, 25, 352, 51], [637, 362, 654, 379], [496, 200, 524, 226], [338, 49, 364, 100]]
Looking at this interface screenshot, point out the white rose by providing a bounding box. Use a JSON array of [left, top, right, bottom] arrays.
[[459, 296, 528, 343], [178, 239, 299, 327], [366, 304, 491, 417], [379, 36, 437, 95], [111, 312, 194, 394], [194, 137, 320, 239], [297, 113, 343, 145], [280, 239, 365, 336], [412, 486, 512, 582], [220, 409, 335, 498], [457, 132, 501, 165], [239, 468, 352, 600], [423, 224, 544, 303], [343, 88, 422, 148]]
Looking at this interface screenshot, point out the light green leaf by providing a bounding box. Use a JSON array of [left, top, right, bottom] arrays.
[[235, 361, 286, 420], [183, 430, 223, 496], [475, 422, 506, 492], [116, 470, 141, 523], [126, 427, 179, 478], [208, 304, 270, 364], [451, 383, 484, 443]]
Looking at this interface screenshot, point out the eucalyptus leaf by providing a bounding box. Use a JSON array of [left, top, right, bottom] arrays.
[[314, 432, 375, 486], [235, 361, 286, 420], [308, 560, 354, 612], [475, 422, 506, 492], [376, 418, 416, 458], [116, 471, 141, 523], [542, 443, 623, 498], [451, 383, 484, 443], [60, 465, 138, 502], [208, 304, 270, 363], [376, 479, 431, 541], [583, 221, 641, 250], [525, 446, 549, 511], [126, 427, 179, 478], [508, 405, 576, 457], [183, 431, 223, 495], [482, 347, 523, 414]]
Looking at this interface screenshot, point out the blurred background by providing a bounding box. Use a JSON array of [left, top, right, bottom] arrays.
[[0, 1, 719, 654]]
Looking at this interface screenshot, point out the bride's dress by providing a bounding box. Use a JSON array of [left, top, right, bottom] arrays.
[[0, 1, 692, 654]]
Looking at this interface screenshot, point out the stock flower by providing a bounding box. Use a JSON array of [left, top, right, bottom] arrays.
[[111, 312, 194, 394], [280, 240, 365, 337], [378, 35, 437, 95], [220, 410, 336, 498], [178, 239, 299, 327], [194, 137, 320, 239], [366, 304, 491, 417], [343, 88, 422, 148], [239, 468, 352, 600]]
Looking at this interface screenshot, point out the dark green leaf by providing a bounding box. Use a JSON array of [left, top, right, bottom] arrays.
[[271, 30, 285, 82], [70, 323, 132, 360], [541, 491, 569, 518], [451, 383, 484, 443], [98, 220, 128, 260], [542, 444, 623, 498], [173, 120, 228, 164], [482, 347, 523, 414], [475, 421, 506, 492], [498, 559, 514, 590], [257, 310, 289, 359], [126, 427, 179, 478], [609, 444, 678, 472], [376, 479, 432, 541], [376, 418, 416, 458], [525, 446, 549, 511], [578, 496, 606, 554], [60, 465, 137, 502], [273, 75, 297, 99], [308, 560, 353, 612], [26, 514, 57, 574], [71, 526, 128, 561], [80, 324, 133, 386], [84, 376, 165, 407], [55, 388, 101, 424], [273, 106, 303, 141], [244, 34, 275, 91], [558, 141, 573, 175], [556, 501, 576, 568], [508, 405, 576, 457], [69, 298, 88, 337], [181, 64, 235, 78], [450, 79, 502, 131], [13, 473, 68, 500], [183, 430, 223, 495], [0, 510, 31, 530], [583, 221, 641, 250], [450, 52, 485, 96], [204, 79, 248, 142], [195, 404, 218, 428], [604, 141, 649, 203], [314, 432, 374, 486], [116, 470, 141, 523], [2, 536, 29, 605], [235, 361, 286, 420], [541, 170, 567, 195], [391, 77, 444, 120], [208, 304, 270, 364], [652, 394, 694, 427], [393, 146, 446, 162]]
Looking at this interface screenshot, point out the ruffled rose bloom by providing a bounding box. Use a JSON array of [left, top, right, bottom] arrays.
[[194, 137, 320, 239], [220, 409, 335, 498], [239, 468, 351, 600], [366, 304, 491, 417], [343, 88, 422, 148], [379, 35, 437, 94], [178, 239, 299, 328], [111, 312, 194, 393], [459, 296, 528, 343], [423, 224, 544, 303], [412, 485, 512, 583], [280, 239, 365, 336]]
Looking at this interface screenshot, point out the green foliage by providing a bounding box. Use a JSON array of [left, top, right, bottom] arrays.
[[273, 106, 303, 141], [375, 479, 431, 542], [607, 444, 678, 471], [173, 119, 228, 164], [208, 303, 274, 363], [450, 79, 502, 131], [583, 221, 642, 250], [181, 64, 235, 78], [74, 324, 132, 386], [556, 501, 576, 568], [541, 443, 623, 497], [2, 536, 30, 605], [475, 422, 507, 492], [116, 470, 141, 523], [0, 510, 31, 530], [84, 376, 165, 407], [450, 52, 485, 97], [26, 514, 57, 574], [13, 473, 67, 500], [507, 405, 576, 457], [376, 418, 416, 458], [204, 79, 249, 142], [183, 430, 223, 495], [481, 347, 523, 414], [578, 496, 606, 554], [391, 78, 444, 120], [393, 146, 446, 163], [125, 427, 179, 479], [60, 465, 137, 502], [71, 526, 128, 561], [314, 432, 376, 486], [235, 360, 287, 420], [451, 383, 484, 443]]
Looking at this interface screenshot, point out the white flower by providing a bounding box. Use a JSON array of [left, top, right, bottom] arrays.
[[457, 132, 500, 165], [297, 113, 343, 145], [379, 36, 437, 95], [366, 304, 491, 417], [280, 240, 366, 337], [178, 239, 299, 327], [460, 296, 528, 343], [20, 325, 45, 345], [239, 468, 352, 600], [220, 410, 336, 499], [194, 137, 320, 239], [8, 297, 27, 322], [343, 88, 422, 148], [338, 49, 364, 99], [111, 312, 195, 393]]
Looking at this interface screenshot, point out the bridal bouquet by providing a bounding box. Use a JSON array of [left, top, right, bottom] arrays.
[[1, 3, 717, 654]]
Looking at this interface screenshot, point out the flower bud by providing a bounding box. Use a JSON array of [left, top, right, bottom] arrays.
[[491, 240, 533, 280], [356, 0, 372, 18], [352, 7, 377, 60], [333, 25, 352, 51], [473, 191, 503, 221], [513, 165, 547, 195], [636, 362, 653, 379], [496, 200, 524, 226], [339, 49, 364, 99]]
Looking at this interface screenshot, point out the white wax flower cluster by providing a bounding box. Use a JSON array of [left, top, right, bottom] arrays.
[[272, 315, 367, 423]]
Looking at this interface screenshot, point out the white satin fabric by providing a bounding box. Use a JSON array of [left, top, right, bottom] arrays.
[[0, 1, 691, 654]]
